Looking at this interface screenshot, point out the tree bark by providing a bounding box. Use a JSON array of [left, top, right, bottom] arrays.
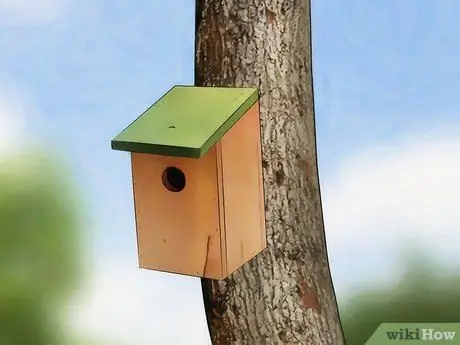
[[195, 1, 344, 344]]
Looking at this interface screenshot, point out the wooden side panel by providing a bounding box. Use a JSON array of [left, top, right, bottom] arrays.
[[131, 148, 224, 279], [219, 101, 267, 275], [215, 141, 228, 278]]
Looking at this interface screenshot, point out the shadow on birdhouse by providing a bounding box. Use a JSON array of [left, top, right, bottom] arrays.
[[111, 85, 267, 280]]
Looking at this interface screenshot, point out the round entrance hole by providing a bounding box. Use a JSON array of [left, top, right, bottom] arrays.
[[162, 166, 186, 192]]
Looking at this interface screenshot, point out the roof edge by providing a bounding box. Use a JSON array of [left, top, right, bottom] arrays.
[[111, 140, 201, 158]]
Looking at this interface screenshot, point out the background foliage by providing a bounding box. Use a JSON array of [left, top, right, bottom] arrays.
[[0, 151, 82, 344], [340, 254, 460, 344]]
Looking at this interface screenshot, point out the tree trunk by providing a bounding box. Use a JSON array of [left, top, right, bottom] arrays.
[[195, 1, 344, 344]]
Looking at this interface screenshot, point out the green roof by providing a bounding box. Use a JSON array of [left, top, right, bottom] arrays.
[[111, 85, 259, 158]]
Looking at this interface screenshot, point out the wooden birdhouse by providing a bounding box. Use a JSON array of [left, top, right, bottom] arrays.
[[111, 86, 267, 280]]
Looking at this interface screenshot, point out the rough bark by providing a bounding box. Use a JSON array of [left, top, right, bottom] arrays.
[[195, 1, 344, 344]]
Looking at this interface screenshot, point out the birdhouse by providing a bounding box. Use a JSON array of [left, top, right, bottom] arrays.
[[111, 86, 267, 280]]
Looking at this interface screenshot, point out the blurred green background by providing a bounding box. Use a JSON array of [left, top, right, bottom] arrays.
[[0, 151, 123, 345], [0, 151, 80, 344]]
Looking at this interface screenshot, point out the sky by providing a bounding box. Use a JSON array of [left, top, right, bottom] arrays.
[[1, 0, 460, 344]]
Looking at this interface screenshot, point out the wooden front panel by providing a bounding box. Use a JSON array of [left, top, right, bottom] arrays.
[[219, 101, 267, 275], [131, 148, 223, 279]]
